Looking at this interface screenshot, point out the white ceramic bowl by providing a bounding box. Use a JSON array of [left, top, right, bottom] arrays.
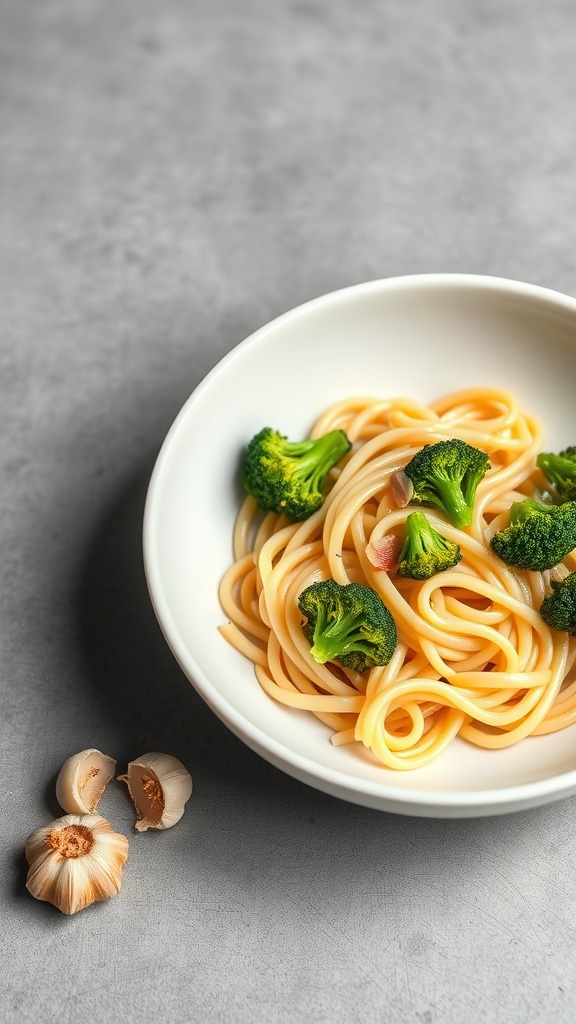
[[143, 274, 576, 817]]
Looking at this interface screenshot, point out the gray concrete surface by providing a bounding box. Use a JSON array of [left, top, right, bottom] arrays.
[[3, 1, 576, 1022]]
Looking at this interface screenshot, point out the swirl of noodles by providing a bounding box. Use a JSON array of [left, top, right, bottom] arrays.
[[218, 388, 576, 770]]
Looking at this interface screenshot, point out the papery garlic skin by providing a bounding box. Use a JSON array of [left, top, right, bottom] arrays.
[[118, 752, 193, 831], [25, 814, 129, 915], [56, 748, 117, 814]]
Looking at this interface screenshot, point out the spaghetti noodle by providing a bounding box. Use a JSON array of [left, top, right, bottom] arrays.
[[219, 388, 576, 770]]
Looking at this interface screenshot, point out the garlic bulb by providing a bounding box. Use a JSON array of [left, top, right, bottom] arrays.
[[118, 752, 192, 831], [25, 813, 129, 915], [56, 748, 117, 814]]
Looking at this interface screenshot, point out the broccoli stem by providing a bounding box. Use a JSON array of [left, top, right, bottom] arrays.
[[428, 475, 472, 528], [309, 609, 374, 664], [285, 431, 350, 494]]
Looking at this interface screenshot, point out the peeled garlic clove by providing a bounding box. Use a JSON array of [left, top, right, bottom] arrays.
[[118, 752, 192, 832], [56, 748, 117, 814], [25, 813, 129, 915]]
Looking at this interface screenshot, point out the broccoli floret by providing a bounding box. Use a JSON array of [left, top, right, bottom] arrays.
[[490, 498, 576, 571], [540, 572, 576, 635], [244, 427, 351, 522], [537, 448, 576, 502], [297, 579, 397, 674], [403, 439, 490, 528], [397, 511, 462, 580]]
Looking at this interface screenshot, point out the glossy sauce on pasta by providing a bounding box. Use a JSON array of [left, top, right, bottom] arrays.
[[219, 389, 576, 770]]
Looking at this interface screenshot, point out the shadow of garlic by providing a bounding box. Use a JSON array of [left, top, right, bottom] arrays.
[[25, 813, 129, 915]]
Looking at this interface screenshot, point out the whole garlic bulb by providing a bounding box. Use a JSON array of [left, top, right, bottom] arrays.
[[118, 752, 192, 831], [25, 814, 129, 915]]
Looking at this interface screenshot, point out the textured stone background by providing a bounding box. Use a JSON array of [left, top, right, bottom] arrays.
[[2, 2, 576, 1022]]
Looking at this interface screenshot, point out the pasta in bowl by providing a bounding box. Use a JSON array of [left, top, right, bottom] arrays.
[[144, 274, 576, 816], [219, 389, 576, 771]]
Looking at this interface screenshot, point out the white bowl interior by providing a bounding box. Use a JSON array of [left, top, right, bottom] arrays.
[[144, 275, 576, 816]]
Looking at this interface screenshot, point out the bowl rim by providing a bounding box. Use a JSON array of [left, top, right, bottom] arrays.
[[143, 272, 576, 816]]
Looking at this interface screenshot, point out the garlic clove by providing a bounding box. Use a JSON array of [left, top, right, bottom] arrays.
[[56, 748, 117, 814], [25, 813, 129, 915], [390, 470, 414, 508], [118, 752, 192, 832]]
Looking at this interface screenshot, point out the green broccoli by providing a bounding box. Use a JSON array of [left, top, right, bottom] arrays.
[[297, 579, 397, 674], [537, 448, 576, 502], [490, 498, 576, 571], [540, 572, 576, 635], [403, 439, 490, 528], [244, 427, 351, 522], [397, 511, 462, 580]]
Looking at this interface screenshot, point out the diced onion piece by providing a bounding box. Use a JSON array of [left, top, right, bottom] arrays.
[[366, 536, 397, 571]]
